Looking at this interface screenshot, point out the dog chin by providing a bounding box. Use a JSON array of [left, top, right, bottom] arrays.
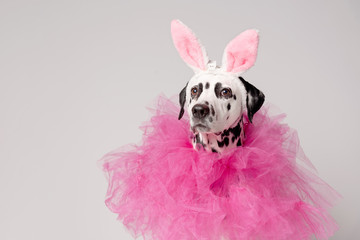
[[191, 123, 211, 133]]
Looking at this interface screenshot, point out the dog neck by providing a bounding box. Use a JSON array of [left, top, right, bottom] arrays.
[[192, 117, 244, 153]]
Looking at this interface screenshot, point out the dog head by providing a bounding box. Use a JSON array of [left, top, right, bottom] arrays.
[[172, 20, 264, 134]]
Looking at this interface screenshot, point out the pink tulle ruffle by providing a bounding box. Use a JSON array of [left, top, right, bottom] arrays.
[[101, 96, 339, 240]]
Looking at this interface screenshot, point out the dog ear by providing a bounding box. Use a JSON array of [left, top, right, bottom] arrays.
[[239, 77, 265, 123], [171, 19, 209, 73], [178, 84, 187, 120], [222, 29, 259, 76]]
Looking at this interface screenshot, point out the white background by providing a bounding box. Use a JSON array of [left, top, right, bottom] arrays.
[[1, 0, 359, 239]]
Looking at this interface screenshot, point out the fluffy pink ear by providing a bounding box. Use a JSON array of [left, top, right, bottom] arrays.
[[222, 29, 259, 75], [171, 19, 208, 72]]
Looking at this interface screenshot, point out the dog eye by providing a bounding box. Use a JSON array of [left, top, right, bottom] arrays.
[[191, 87, 198, 96], [221, 88, 232, 97]]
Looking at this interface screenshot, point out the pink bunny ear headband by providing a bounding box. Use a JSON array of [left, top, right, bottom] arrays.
[[171, 19, 259, 75]]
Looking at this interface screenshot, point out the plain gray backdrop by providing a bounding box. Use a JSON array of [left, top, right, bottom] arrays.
[[1, 0, 359, 239]]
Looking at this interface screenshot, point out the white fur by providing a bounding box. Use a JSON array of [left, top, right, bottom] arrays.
[[186, 69, 246, 133]]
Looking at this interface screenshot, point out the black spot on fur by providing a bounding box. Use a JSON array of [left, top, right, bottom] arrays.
[[209, 117, 213, 122], [210, 105, 215, 116], [197, 83, 203, 99], [222, 129, 229, 137], [205, 82, 210, 89], [233, 95, 236, 100], [217, 137, 229, 148], [232, 136, 236, 143], [229, 122, 241, 139], [224, 137, 229, 146], [205, 101, 209, 105], [227, 103, 231, 111], [195, 134, 201, 144], [212, 148, 218, 153], [226, 116, 229, 120], [236, 139, 242, 146], [214, 82, 222, 98]]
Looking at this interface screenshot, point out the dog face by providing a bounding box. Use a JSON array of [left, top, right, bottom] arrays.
[[179, 71, 264, 135], [180, 71, 244, 133], [187, 72, 243, 133]]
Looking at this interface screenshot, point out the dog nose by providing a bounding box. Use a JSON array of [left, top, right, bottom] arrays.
[[192, 104, 210, 119]]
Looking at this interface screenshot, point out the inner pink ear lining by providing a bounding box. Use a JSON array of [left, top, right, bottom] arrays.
[[171, 20, 208, 71], [226, 53, 249, 73], [180, 40, 205, 70], [187, 45, 206, 70], [222, 29, 259, 74]]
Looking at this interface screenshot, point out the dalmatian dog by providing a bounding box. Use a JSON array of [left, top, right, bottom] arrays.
[[171, 20, 265, 153]]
